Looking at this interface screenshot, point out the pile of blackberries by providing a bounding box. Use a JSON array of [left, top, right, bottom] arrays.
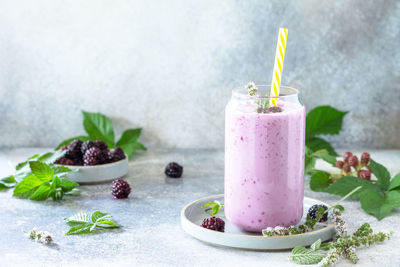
[[56, 140, 126, 166]]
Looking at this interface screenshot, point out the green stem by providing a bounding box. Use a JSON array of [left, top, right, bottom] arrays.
[[326, 186, 362, 214]]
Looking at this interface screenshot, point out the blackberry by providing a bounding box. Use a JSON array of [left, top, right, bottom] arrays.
[[343, 152, 353, 163], [111, 179, 131, 199], [83, 147, 103, 166], [308, 204, 328, 222], [343, 163, 351, 173], [65, 140, 83, 160], [361, 152, 370, 165], [201, 217, 225, 232], [335, 160, 344, 169], [81, 141, 96, 154], [55, 157, 75, 166], [348, 155, 359, 167], [165, 162, 183, 178], [108, 147, 126, 163], [94, 140, 108, 150], [267, 106, 282, 113], [358, 170, 371, 180]]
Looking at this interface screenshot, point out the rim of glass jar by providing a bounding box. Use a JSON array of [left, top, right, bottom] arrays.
[[232, 85, 299, 100]]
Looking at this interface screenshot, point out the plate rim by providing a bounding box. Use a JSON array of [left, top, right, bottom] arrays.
[[181, 194, 335, 239]]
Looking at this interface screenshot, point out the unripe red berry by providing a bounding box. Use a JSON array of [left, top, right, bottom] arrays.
[[358, 170, 371, 180], [348, 155, 359, 167], [343, 152, 353, 163], [343, 163, 351, 173], [336, 160, 344, 169], [361, 152, 370, 165], [61, 145, 68, 151]]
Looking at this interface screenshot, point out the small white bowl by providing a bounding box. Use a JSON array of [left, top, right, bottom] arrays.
[[55, 156, 129, 184]]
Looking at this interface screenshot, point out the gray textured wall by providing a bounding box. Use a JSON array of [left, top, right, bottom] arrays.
[[0, 0, 399, 149]]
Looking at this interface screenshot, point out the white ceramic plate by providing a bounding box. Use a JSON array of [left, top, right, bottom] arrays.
[[181, 194, 335, 250], [55, 156, 128, 184]]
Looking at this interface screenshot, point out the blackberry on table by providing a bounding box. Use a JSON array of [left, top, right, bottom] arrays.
[[111, 179, 131, 199], [83, 147, 103, 166], [201, 217, 225, 232], [165, 162, 183, 178], [55, 157, 75, 166], [108, 147, 126, 163], [308, 204, 328, 222]]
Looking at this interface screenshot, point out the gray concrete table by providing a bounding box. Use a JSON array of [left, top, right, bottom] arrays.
[[0, 148, 399, 267]]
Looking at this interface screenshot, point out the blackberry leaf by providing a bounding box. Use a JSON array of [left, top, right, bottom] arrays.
[[82, 111, 115, 148]]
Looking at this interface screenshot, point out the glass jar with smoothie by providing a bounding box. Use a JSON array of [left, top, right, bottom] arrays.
[[224, 85, 305, 232]]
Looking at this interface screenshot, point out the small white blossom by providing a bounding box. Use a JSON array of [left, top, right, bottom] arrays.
[[318, 248, 341, 267], [25, 228, 53, 244]]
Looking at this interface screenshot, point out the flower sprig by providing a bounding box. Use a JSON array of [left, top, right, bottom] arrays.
[[25, 228, 53, 244]]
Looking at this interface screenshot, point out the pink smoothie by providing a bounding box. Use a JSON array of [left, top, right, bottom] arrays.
[[225, 97, 305, 232]]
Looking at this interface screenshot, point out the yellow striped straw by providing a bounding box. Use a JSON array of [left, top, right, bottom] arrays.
[[269, 28, 288, 107]]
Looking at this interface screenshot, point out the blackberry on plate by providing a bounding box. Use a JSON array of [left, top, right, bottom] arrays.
[[94, 140, 108, 150], [65, 139, 83, 160], [111, 179, 131, 199], [201, 216, 225, 232], [165, 162, 183, 178], [81, 141, 96, 154], [308, 204, 328, 222], [108, 147, 126, 163], [83, 147, 103, 166], [55, 157, 75, 166]]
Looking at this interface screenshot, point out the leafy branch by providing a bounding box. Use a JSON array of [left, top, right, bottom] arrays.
[[65, 211, 120, 235]]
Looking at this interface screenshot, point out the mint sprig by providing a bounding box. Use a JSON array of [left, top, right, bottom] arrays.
[[65, 211, 120, 235], [56, 111, 146, 158], [203, 200, 224, 216], [311, 158, 400, 220], [305, 106, 347, 173], [12, 161, 77, 201]]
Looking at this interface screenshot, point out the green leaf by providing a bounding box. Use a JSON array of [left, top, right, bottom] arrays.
[[65, 212, 91, 224], [370, 159, 391, 191], [324, 176, 380, 198], [310, 171, 332, 191], [312, 149, 337, 165], [15, 154, 39, 171], [96, 220, 120, 228], [29, 183, 51, 201], [29, 161, 54, 182], [305, 146, 316, 174], [82, 111, 115, 147], [13, 175, 45, 198], [332, 204, 345, 212], [306, 137, 337, 156], [389, 173, 400, 191], [310, 239, 321, 251], [116, 128, 146, 158], [59, 178, 78, 192], [37, 150, 66, 164], [91, 211, 110, 223], [0, 175, 17, 189], [51, 165, 73, 177], [55, 136, 90, 150], [306, 105, 348, 138], [65, 224, 93, 235], [290, 246, 325, 264], [360, 190, 394, 220]]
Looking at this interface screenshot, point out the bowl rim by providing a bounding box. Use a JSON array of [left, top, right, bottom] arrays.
[[54, 153, 128, 169]]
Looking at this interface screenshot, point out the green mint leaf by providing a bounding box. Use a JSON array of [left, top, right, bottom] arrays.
[[388, 173, 400, 191], [29, 161, 54, 182], [65, 212, 91, 225], [0, 175, 17, 189], [369, 159, 391, 191], [324, 176, 380, 198], [37, 150, 66, 164], [91, 211, 110, 223], [96, 220, 120, 228], [65, 223, 93, 235], [82, 111, 115, 147], [59, 178, 78, 193], [29, 183, 51, 201], [289, 246, 325, 264], [116, 128, 146, 158], [305, 146, 317, 174], [51, 165, 73, 177], [360, 190, 393, 220], [15, 154, 39, 171], [306, 137, 337, 156], [13, 174, 45, 198], [332, 204, 345, 212], [310, 239, 322, 251], [386, 190, 400, 207], [312, 149, 337, 165], [14, 170, 32, 183], [310, 171, 332, 192], [55, 136, 90, 150], [305, 105, 348, 138]]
